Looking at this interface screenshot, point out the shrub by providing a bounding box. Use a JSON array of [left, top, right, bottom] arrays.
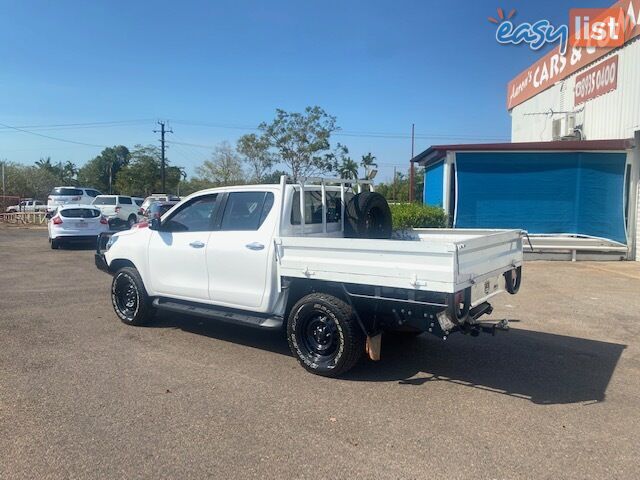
[[389, 203, 447, 230]]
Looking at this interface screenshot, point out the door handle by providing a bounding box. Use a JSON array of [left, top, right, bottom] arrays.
[[245, 242, 265, 251], [189, 241, 205, 248]]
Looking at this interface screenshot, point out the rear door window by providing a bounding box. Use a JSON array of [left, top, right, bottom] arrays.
[[93, 197, 117, 205], [119, 197, 132, 205], [86, 189, 100, 198], [60, 208, 100, 218], [51, 187, 83, 197]]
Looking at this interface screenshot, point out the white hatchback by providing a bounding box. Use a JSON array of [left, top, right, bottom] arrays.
[[48, 205, 109, 249], [47, 187, 102, 212]]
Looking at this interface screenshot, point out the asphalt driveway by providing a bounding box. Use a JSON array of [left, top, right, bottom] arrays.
[[1, 225, 639, 479]]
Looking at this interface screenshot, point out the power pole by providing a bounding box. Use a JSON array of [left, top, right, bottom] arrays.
[[153, 121, 173, 192], [393, 166, 397, 202], [409, 123, 415, 202]]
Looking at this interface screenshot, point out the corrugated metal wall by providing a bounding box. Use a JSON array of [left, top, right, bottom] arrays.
[[511, 39, 640, 142], [637, 184, 640, 260]]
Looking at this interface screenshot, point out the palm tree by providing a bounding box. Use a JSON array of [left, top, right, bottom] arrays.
[[360, 153, 377, 177], [338, 158, 360, 180]]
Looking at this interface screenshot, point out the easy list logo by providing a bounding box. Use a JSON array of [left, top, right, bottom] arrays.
[[489, 8, 569, 55]]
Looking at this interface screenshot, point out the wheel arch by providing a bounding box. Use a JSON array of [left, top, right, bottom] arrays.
[[284, 278, 348, 316], [109, 258, 137, 274], [283, 278, 372, 335]]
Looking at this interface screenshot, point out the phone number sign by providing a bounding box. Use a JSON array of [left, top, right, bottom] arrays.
[[574, 55, 618, 105]]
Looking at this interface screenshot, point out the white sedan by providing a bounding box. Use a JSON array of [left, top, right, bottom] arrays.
[[48, 204, 109, 249]]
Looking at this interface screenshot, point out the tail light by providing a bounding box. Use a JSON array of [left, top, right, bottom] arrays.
[[71, 196, 81, 201], [52, 216, 63, 225], [115, 207, 121, 213], [100, 216, 108, 225]]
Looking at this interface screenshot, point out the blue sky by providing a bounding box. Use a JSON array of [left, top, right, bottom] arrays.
[[0, 0, 607, 181]]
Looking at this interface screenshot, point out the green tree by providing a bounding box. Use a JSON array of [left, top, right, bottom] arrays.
[[195, 141, 246, 186], [114, 145, 181, 196], [258, 106, 339, 179], [178, 177, 217, 196], [261, 169, 289, 184], [337, 147, 360, 180], [375, 167, 424, 203], [236, 133, 274, 183], [77, 146, 130, 193], [2, 161, 59, 200], [360, 153, 377, 177], [35, 157, 78, 184]]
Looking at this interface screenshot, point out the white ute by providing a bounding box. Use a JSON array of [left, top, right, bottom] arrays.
[[96, 176, 523, 377]]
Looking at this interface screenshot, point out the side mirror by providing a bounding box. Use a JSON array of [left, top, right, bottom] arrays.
[[150, 217, 161, 231]]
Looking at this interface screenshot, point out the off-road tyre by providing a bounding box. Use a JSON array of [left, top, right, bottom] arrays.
[[345, 192, 392, 239], [287, 293, 365, 377], [111, 267, 155, 326]]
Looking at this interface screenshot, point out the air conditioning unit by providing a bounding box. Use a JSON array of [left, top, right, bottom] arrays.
[[552, 118, 562, 140], [554, 114, 580, 140]]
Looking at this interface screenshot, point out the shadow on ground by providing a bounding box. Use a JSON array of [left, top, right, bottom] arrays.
[[151, 311, 624, 405]]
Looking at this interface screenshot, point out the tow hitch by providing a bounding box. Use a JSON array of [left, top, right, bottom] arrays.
[[477, 318, 510, 335]]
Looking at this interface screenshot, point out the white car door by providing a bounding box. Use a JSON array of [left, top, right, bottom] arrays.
[[148, 194, 219, 300], [206, 191, 276, 310]]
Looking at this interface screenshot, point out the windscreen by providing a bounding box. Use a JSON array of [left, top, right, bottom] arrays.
[[51, 187, 83, 197], [93, 197, 117, 205], [60, 208, 100, 218]]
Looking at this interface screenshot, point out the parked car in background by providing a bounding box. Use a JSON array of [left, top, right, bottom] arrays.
[[140, 194, 180, 216], [5, 199, 47, 213], [92, 195, 140, 228], [132, 197, 144, 215], [48, 205, 108, 249], [47, 187, 101, 212], [146, 200, 179, 220]]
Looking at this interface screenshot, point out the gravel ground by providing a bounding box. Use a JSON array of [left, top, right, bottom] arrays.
[[1, 225, 639, 479]]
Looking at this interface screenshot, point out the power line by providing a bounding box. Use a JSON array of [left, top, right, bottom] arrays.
[[169, 119, 509, 141], [0, 119, 154, 132], [0, 122, 107, 148]]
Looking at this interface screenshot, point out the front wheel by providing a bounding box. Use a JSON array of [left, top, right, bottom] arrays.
[[127, 215, 137, 229], [111, 267, 155, 326], [287, 293, 365, 377]]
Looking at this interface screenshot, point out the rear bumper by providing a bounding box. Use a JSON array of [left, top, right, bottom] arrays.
[[51, 234, 102, 241], [95, 253, 110, 273]]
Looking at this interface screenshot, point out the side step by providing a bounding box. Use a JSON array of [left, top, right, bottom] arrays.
[[152, 298, 284, 330]]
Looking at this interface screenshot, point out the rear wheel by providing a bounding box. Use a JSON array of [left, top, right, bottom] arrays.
[[287, 293, 365, 377], [111, 267, 155, 326], [50, 238, 61, 249], [127, 215, 137, 229]]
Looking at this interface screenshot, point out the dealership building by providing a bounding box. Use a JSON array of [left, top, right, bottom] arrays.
[[414, 0, 640, 260]]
